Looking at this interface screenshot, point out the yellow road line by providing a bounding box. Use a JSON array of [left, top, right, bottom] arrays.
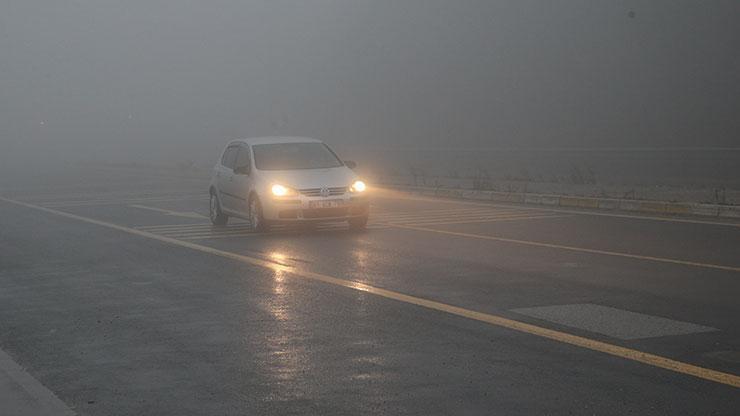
[[382, 193, 740, 228], [1, 196, 738, 389], [388, 224, 740, 273]]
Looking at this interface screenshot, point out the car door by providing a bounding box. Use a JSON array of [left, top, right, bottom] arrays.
[[230, 145, 254, 215], [216, 145, 239, 212]]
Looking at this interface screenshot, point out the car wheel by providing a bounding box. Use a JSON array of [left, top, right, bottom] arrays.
[[348, 215, 368, 230], [249, 196, 270, 232], [209, 192, 228, 226]]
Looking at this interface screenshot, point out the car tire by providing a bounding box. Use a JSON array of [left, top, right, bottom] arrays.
[[249, 196, 270, 233], [348, 215, 368, 230], [209, 191, 228, 226]]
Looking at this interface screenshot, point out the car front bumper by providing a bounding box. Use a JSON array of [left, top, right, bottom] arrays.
[[262, 194, 369, 222]]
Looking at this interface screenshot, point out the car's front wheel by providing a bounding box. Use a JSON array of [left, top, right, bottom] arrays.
[[209, 192, 228, 226], [249, 196, 270, 233]]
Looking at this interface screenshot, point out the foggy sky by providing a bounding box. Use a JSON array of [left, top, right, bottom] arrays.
[[1, 0, 739, 167]]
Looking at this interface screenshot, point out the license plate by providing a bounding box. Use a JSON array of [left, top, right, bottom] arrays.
[[309, 199, 344, 209]]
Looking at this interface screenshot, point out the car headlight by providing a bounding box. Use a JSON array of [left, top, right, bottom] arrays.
[[271, 184, 297, 197], [350, 180, 366, 193]]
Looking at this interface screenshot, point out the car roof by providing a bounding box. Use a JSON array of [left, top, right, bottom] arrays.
[[227, 136, 323, 146]]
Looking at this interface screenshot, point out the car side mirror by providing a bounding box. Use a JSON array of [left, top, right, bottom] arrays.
[[234, 165, 250, 175], [344, 160, 357, 169]]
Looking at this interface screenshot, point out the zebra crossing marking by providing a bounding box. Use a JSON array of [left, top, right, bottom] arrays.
[[134, 206, 567, 240], [136, 221, 384, 240]]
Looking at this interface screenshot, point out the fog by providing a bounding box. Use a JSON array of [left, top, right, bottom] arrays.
[[2, 1, 739, 187]]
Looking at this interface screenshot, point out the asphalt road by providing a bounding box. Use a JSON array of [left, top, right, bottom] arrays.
[[1, 165, 739, 415]]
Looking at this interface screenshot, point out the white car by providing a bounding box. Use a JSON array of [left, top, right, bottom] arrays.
[[208, 137, 370, 231]]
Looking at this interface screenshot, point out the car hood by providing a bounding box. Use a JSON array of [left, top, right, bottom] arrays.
[[257, 166, 358, 190]]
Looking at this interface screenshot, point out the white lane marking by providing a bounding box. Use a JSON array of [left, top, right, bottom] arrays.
[[371, 208, 531, 220], [387, 222, 740, 273], [0, 348, 75, 415], [136, 222, 386, 240], [400, 214, 571, 226], [371, 207, 525, 217], [383, 214, 556, 226], [41, 194, 204, 208], [178, 233, 264, 240], [8, 188, 203, 204], [372, 208, 518, 216], [173, 223, 385, 237], [133, 206, 552, 237], [178, 229, 389, 240], [129, 204, 207, 219], [373, 211, 530, 222], [163, 230, 260, 238], [371, 206, 561, 226], [136, 225, 253, 237], [511, 304, 718, 340], [136, 222, 217, 231], [139, 225, 252, 233], [381, 192, 740, 228]]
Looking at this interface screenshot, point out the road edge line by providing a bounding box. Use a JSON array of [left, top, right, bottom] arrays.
[[0, 348, 76, 415]]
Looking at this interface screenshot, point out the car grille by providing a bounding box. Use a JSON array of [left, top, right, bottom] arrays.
[[299, 186, 347, 197]]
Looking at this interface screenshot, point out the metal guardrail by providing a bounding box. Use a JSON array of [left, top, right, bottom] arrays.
[[382, 184, 740, 219]]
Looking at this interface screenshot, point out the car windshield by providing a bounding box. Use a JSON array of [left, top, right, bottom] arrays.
[[252, 142, 344, 170]]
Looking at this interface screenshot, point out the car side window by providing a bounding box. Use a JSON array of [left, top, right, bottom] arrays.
[[221, 146, 238, 170], [234, 146, 251, 174]]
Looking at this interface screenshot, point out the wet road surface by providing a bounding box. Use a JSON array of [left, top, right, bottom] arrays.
[[1, 166, 739, 415]]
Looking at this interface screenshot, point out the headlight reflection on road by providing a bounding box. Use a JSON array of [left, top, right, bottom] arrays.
[[269, 251, 289, 264], [268, 251, 291, 296], [353, 248, 369, 270], [263, 250, 315, 395]]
